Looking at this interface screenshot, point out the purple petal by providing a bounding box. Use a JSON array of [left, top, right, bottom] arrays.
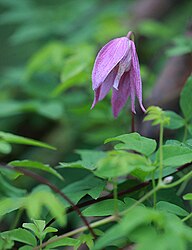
[[130, 41, 146, 112], [130, 84, 136, 113], [92, 37, 129, 90], [91, 68, 116, 109], [111, 71, 131, 118], [113, 44, 132, 90]]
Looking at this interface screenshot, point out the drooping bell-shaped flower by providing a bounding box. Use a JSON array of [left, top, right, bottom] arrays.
[[91, 32, 146, 118]]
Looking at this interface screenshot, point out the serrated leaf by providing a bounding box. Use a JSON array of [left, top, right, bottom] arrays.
[[82, 199, 126, 216], [0, 131, 55, 150], [164, 111, 185, 129], [9, 160, 63, 180], [180, 76, 192, 121], [105, 133, 156, 156], [156, 201, 189, 216]]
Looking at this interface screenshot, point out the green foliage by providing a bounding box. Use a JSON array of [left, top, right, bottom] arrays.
[[59, 149, 106, 170], [0, 1, 192, 249], [105, 133, 157, 156], [92, 206, 192, 250], [155, 144, 192, 167], [164, 111, 185, 129], [23, 219, 57, 244], [0, 131, 56, 150], [144, 106, 170, 126], [156, 201, 189, 216], [9, 160, 63, 180], [95, 151, 155, 180], [0, 186, 66, 226], [1, 228, 37, 247], [61, 175, 106, 205], [83, 199, 127, 216]]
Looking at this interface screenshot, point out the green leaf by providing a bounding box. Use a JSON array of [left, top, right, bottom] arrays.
[[180, 76, 192, 121], [183, 193, 192, 200], [59, 150, 106, 170], [93, 207, 192, 250], [0, 235, 14, 250], [105, 133, 157, 156], [1, 228, 37, 246], [0, 197, 24, 217], [95, 151, 155, 179], [92, 206, 162, 250], [22, 223, 40, 238], [0, 140, 12, 154], [144, 106, 170, 126], [0, 174, 26, 196], [0, 131, 56, 150], [124, 197, 144, 208], [52, 44, 94, 96], [23, 220, 57, 242], [44, 237, 77, 249], [156, 145, 192, 167], [188, 124, 192, 136], [156, 201, 189, 216], [24, 186, 66, 225], [75, 234, 94, 250], [19, 246, 33, 250], [164, 111, 185, 129], [82, 199, 126, 216], [62, 175, 105, 205], [9, 160, 63, 180]]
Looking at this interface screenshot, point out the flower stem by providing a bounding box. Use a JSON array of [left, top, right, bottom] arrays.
[[158, 123, 164, 184], [131, 112, 135, 133]]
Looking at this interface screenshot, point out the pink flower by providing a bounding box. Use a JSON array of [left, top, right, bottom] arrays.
[[91, 34, 146, 118]]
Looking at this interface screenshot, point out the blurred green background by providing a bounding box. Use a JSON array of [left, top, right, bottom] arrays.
[[0, 0, 191, 165]]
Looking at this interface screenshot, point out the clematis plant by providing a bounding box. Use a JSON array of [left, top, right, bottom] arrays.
[[91, 31, 146, 118]]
